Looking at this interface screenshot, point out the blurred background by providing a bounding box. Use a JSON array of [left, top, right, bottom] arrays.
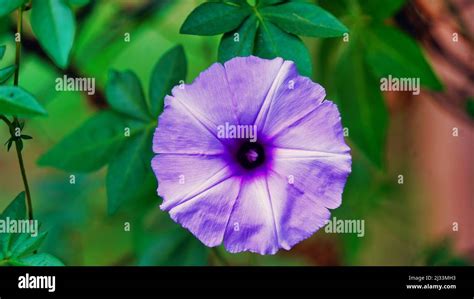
[[0, 0, 472, 266]]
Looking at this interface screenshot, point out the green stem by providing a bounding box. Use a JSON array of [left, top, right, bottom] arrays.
[[0, 115, 11, 126], [11, 6, 34, 221], [13, 6, 22, 86]]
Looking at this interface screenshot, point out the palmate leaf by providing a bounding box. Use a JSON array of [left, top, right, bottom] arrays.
[[260, 1, 348, 37], [255, 20, 311, 76], [30, 0, 76, 68], [0, 86, 47, 117], [180, 1, 251, 36], [0, 192, 64, 266], [218, 15, 259, 63], [181, 0, 347, 76], [0, 0, 27, 17]]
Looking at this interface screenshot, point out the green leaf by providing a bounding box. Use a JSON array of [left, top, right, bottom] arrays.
[[315, 0, 350, 18], [218, 0, 248, 4], [423, 239, 470, 266], [261, 2, 348, 37], [0, 192, 26, 220], [0, 0, 26, 17], [0, 192, 26, 259], [218, 15, 258, 62], [1, 193, 40, 256], [14, 253, 64, 266], [149, 45, 187, 117], [30, 0, 76, 68], [365, 25, 442, 90], [257, 0, 285, 7], [136, 217, 209, 266], [255, 20, 311, 76], [17, 138, 23, 152], [466, 97, 474, 120], [6, 139, 13, 151], [180, 2, 251, 36], [0, 45, 5, 60], [106, 70, 150, 121], [0, 86, 47, 117], [361, 0, 406, 20], [67, 0, 90, 6], [10, 232, 48, 258], [334, 40, 388, 168], [106, 129, 154, 215], [0, 65, 16, 84], [0, 193, 64, 266], [38, 111, 132, 172]]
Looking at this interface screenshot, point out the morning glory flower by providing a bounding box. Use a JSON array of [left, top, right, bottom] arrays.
[[152, 56, 351, 255]]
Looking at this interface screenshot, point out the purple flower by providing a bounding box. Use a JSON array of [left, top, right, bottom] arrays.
[[152, 56, 351, 255]]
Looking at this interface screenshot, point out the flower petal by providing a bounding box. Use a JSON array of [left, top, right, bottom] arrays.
[[271, 101, 351, 209], [253, 61, 326, 137], [167, 176, 242, 247], [223, 177, 280, 255], [272, 100, 350, 157], [265, 171, 331, 249], [170, 62, 239, 129], [153, 95, 226, 155], [223, 172, 333, 254], [272, 152, 351, 209], [223, 56, 284, 125], [152, 154, 233, 210]]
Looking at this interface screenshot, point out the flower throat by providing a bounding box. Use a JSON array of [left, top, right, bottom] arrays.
[[236, 141, 265, 170]]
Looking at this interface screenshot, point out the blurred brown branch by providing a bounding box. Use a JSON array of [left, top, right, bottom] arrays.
[[395, 0, 474, 125]]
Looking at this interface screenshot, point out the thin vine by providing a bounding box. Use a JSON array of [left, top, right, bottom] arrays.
[[1, 5, 34, 221]]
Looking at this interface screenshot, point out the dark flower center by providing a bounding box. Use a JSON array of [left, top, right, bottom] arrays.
[[236, 141, 265, 170]]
